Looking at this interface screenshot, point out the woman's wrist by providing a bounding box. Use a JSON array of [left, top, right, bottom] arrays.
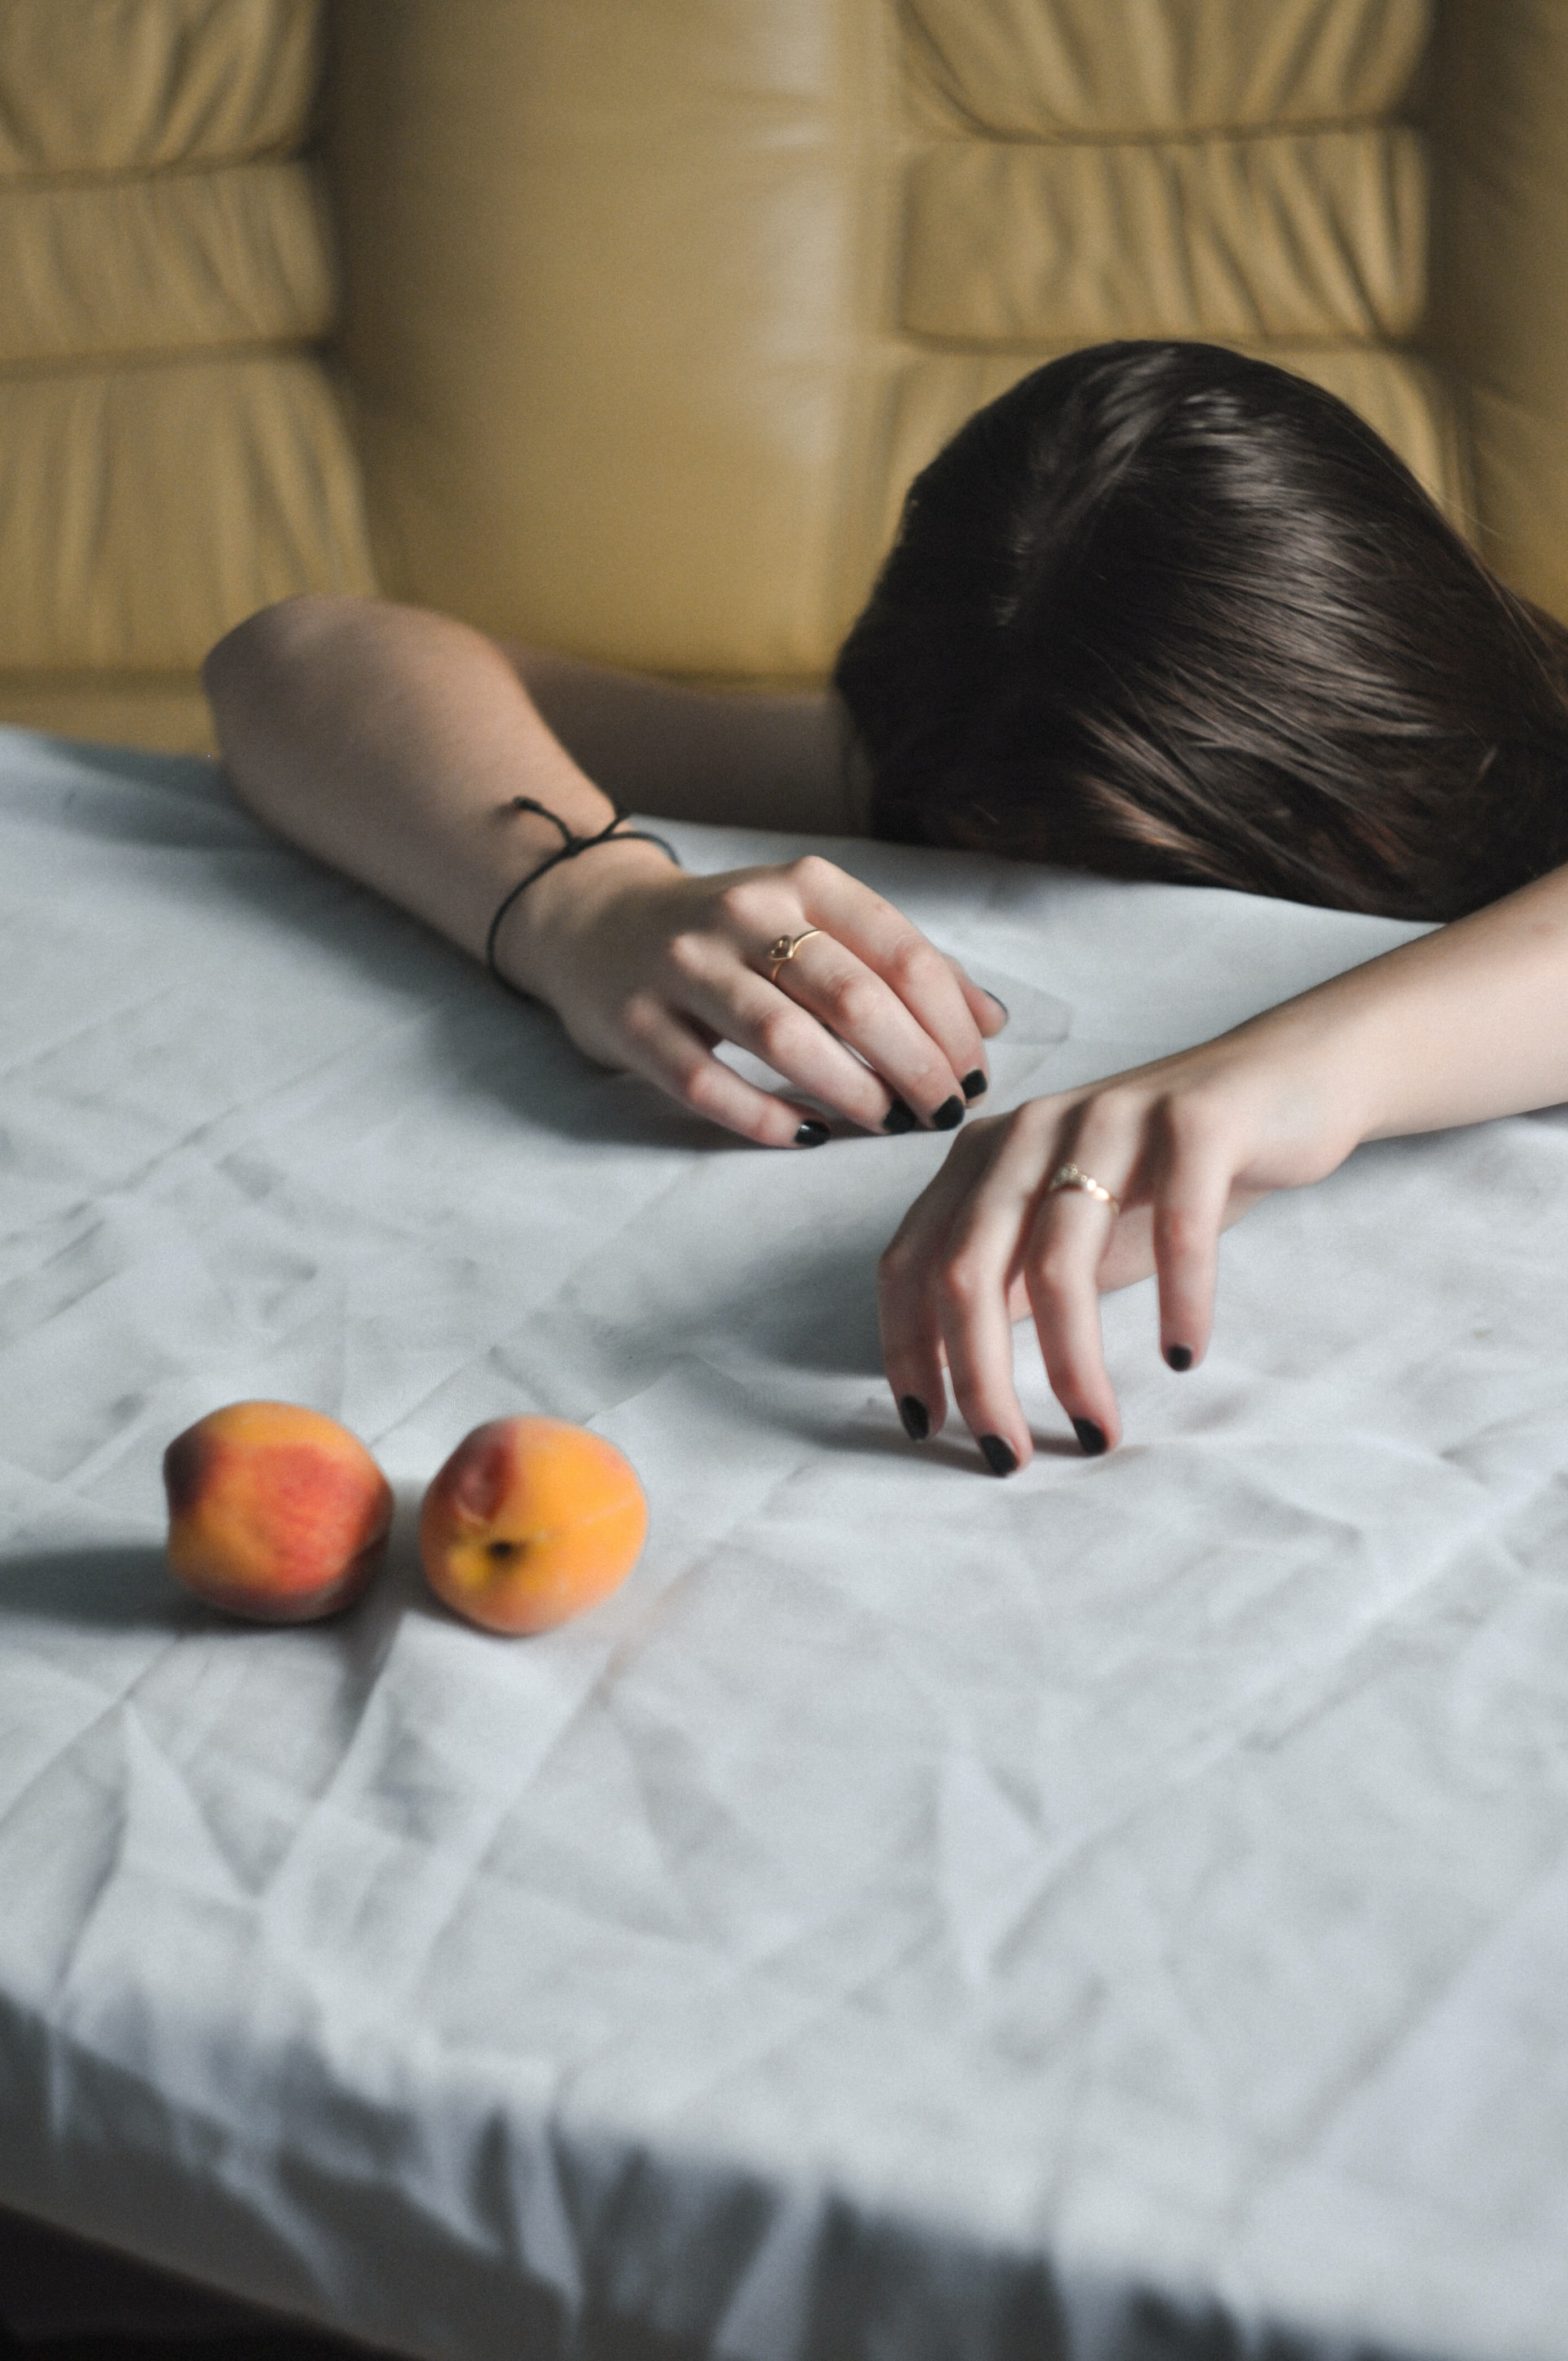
[[1221, 968, 1403, 1163], [490, 830, 681, 1006], [1231, 858, 1568, 1150]]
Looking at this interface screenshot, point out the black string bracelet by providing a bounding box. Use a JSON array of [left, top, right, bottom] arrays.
[[484, 794, 683, 1000]]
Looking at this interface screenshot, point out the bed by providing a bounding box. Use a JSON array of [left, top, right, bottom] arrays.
[[4, 724, 1568, 2361]]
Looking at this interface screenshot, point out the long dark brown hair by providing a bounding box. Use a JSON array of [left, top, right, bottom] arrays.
[[832, 340, 1568, 920]]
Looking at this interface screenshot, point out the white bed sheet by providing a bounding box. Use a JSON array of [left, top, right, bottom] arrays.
[[4, 726, 1568, 2361]]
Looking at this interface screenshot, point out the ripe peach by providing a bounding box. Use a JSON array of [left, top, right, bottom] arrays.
[[419, 1415, 647, 1636], [163, 1400, 393, 1623]]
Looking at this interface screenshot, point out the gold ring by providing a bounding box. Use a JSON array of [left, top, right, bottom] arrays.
[[1046, 1161, 1122, 1215], [765, 927, 823, 985]]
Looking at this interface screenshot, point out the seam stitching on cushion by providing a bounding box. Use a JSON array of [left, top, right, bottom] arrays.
[[904, 114, 1425, 154], [0, 142, 312, 194], [0, 336, 336, 387]]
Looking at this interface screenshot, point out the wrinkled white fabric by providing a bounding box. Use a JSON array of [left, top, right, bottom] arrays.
[[3, 726, 1568, 2361]]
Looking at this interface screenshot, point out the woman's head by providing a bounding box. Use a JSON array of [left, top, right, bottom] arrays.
[[832, 340, 1568, 920]]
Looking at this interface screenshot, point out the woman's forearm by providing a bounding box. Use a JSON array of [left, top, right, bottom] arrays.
[[1250, 859, 1568, 1141], [201, 596, 675, 994]]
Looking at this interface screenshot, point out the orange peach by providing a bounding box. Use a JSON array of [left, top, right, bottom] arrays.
[[163, 1400, 393, 1623], [419, 1415, 647, 1635]]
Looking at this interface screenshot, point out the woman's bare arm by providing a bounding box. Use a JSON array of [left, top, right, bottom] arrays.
[[202, 595, 859, 987], [1304, 855, 1568, 1137], [202, 593, 1002, 1147], [202, 596, 673, 982]]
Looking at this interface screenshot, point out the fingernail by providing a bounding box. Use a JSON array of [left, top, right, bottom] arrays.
[[1072, 1417, 1107, 1457], [882, 1097, 918, 1135], [794, 1119, 830, 1148], [961, 1068, 987, 1100], [979, 1434, 1018, 1477], [1165, 1343, 1193, 1371], [898, 1395, 930, 1442], [986, 992, 1009, 1021], [932, 1096, 965, 1130]]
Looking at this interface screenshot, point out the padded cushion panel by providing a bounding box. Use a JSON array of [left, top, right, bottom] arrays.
[[0, 357, 375, 671], [1426, 0, 1568, 624], [0, 163, 335, 368], [904, 128, 1427, 346], [0, 0, 371, 745], [328, 0, 879, 678], [903, 0, 1433, 138], [0, 0, 319, 177], [329, 0, 1469, 686]]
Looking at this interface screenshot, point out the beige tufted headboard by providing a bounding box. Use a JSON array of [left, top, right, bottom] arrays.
[[1, 0, 1566, 755]]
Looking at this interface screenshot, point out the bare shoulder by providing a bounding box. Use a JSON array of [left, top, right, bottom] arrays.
[[493, 638, 866, 837]]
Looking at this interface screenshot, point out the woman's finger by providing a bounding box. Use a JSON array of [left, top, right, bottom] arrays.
[[666, 957, 900, 1135], [1148, 1124, 1236, 1370], [1008, 1181, 1265, 1323], [944, 957, 1011, 1041], [935, 1108, 1107, 1472], [1004, 1199, 1156, 1320], [785, 856, 994, 1113], [877, 1130, 996, 1442], [771, 929, 973, 1130], [616, 998, 832, 1149], [1020, 1106, 1145, 1454]]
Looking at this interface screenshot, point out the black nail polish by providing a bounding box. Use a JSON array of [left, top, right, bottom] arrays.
[[932, 1096, 965, 1130], [979, 1434, 1018, 1477], [961, 1068, 987, 1100], [898, 1395, 930, 1442], [1072, 1417, 1107, 1457], [882, 1097, 918, 1135], [1165, 1343, 1193, 1371], [986, 992, 1009, 1022], [794, 1119, 830, 1148]]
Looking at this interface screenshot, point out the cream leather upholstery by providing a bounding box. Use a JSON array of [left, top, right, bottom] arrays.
[[0, 0, 374, 750], [2, 0, 1565, 755]]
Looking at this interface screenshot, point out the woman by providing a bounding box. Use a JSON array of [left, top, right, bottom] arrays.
[[204, 340, 1568, 1477]]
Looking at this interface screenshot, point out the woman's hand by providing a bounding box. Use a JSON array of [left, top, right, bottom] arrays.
[[509, 845, 1009, 1146], [878, 1004, 1374, 1469]]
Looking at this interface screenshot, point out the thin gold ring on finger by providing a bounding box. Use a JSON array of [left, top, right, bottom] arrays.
[[1045, 1161, 1122, 1215], [764, 927, 823, 986]]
